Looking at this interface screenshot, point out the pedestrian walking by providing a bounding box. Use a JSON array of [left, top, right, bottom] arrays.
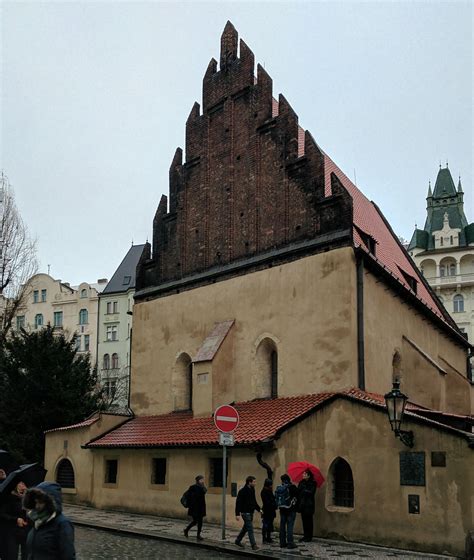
[[275, 473, 298, 549], [23, 481, 76, 560], [234, 476, 261, 551], [183, 475, 207, 541], [260, 478, 277, 544], [0, 481, 29, 560], [297, 469, 316, 542]]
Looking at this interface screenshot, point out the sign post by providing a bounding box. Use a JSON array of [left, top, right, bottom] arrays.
[[214, 405, 239, 540]]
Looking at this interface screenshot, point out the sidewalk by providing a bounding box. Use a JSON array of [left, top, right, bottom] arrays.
[[64, 504, 458, 560]]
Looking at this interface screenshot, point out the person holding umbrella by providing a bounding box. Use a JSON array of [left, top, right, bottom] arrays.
[[0, 481, 29, 560], [297, 470, 316, 542]]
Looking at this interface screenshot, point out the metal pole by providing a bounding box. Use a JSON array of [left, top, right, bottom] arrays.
[[221, 443, 227, 540]]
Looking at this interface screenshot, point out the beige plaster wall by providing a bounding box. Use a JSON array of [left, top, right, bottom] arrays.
[[131, 248, 358, 416], [44, 414, 128, 504], [276, 399, 473, 557], [363, 270, 471, 415]]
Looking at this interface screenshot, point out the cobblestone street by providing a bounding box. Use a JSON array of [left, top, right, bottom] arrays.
[[76, 526, 239, 559], [66, 504, 457, 560]]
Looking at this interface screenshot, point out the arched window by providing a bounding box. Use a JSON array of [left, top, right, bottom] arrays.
[[449, 263, 456, 276], [255, 337, 278, 399], [79, 309, 88, 325], [111, 353, 119, 369], [392, 351, 402, 383], [34, 314, 43, 329], [172, 353, 192, 411], [103, 354, 110, 370], [56, 459, 75, 489], [329, 458, 354, 508], [80, 289, 87, 298], [440, 265, 445, 277], [453, 294, 464, 313]]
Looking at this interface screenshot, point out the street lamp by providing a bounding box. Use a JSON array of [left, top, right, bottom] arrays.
[[384, 380, 414, 448]]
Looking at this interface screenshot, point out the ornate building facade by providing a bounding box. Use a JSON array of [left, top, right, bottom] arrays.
[[409, 166, 474, 343]]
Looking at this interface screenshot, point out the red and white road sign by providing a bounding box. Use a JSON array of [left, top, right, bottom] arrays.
[[214, 405, 240, 433]]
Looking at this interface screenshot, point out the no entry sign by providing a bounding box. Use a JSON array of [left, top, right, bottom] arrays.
[[214, 404, 240, 433]]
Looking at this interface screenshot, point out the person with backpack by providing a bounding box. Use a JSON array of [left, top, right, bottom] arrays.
[[260, 478, 277, 544], [183, 475, 207, 540], [275, 473, 298, 549], [297, 469, 317, 542], [234, 476, 261, 550]]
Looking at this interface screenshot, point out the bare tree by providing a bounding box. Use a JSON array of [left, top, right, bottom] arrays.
[[0, 171, 38, 339], [98, 367, 130, 412]]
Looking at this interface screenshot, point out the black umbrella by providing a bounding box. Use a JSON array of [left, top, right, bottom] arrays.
[[0, 463, 47, 497], [0, 449, 19, 473]]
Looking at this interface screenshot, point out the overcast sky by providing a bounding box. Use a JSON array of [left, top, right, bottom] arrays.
[[1, 1, 472, 286]]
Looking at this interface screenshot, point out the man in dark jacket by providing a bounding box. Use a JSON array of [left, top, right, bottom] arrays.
[[23, 481, 75, 560], [275, 474, 298, 549], [183, 475, 207, 540], [234, 476, 261, 551]]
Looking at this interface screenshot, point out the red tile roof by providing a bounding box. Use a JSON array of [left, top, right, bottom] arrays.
[[323, 153, 451, 327], [45, 415, 99, 433], [85, 388, 473, 449]]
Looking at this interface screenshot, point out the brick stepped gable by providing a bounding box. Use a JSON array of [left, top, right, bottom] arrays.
[[137, 22, 353, 292]]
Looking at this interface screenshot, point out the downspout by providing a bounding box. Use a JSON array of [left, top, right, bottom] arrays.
[[357, 256, 366, 391]]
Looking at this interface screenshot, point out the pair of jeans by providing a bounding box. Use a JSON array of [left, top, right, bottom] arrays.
[[262, 516, 274, 541], [236, 513, 256, 547], [279, 510, 296, 546]]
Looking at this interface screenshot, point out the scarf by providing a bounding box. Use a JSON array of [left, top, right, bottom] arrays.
[[28, 509, 56, 529]]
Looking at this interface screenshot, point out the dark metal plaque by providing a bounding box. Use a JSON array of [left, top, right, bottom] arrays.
[[231, 482, 237, 497], [431, 451, 446, 467], [408, 494, 420, 514], [400, 452, 425, 486]]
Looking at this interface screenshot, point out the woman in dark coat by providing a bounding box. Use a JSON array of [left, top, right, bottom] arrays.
[[0, 481, 29, 560], [260, 478, 277, 543], [23, 481, 75, 560], [183, 475, 207, 541], [297, 470, 316, 542]]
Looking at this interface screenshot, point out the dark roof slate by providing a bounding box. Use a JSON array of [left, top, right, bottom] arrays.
[[102, 244, 146, 295]]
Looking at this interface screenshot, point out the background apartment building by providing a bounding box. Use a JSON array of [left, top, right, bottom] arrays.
[[14, 273, 107, 367], [97, 244, 146, 410]]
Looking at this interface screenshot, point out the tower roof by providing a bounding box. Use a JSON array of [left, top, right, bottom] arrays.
[[432, 167, 457, 198]]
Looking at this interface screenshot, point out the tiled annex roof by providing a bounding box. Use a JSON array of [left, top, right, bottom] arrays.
[[84, 389, 472, 449], [45, 415, 99, 433]]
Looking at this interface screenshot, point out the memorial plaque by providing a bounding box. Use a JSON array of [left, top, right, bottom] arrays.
[[408, 494, 420, 514], [400, 452, 425, 486], [231, 482, 237, 497], [431, 451, 446, 467]]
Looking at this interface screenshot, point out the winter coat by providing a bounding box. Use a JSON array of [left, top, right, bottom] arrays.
[[0, 491, 29, 542], [235, 485, 261, 516], [297, 479, 316, 515], [186, 484, 207, 518], [25, 482, 75, 560], [260, 487, 277, 520]]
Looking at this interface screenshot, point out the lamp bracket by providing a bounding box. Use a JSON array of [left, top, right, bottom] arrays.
[[396, 429, 414, 448]]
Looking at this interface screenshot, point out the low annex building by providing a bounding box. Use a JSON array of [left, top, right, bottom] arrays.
[[45, 23, 473, 557]]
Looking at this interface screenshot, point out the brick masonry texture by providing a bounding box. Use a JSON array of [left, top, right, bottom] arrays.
[[136, 22, 353, 293]]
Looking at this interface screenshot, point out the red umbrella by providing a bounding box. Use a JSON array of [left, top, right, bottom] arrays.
[[287, 461, 325, 488]]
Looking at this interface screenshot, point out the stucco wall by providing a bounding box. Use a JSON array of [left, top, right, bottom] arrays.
[[44, 414, 127, 504], [363, 269, 471, 415], [131, 248, 358, 416]]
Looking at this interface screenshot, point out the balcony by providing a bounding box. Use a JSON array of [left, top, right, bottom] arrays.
[[424, 272, 474, 288]]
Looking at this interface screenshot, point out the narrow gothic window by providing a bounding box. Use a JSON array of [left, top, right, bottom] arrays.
[[56, 459, 75, 489], [271, 350, 278, 398], [173, 354, 192, 411], [332, 458, 354, 508]]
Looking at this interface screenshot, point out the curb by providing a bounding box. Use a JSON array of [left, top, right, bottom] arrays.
[[72, 519, 279, 559]]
